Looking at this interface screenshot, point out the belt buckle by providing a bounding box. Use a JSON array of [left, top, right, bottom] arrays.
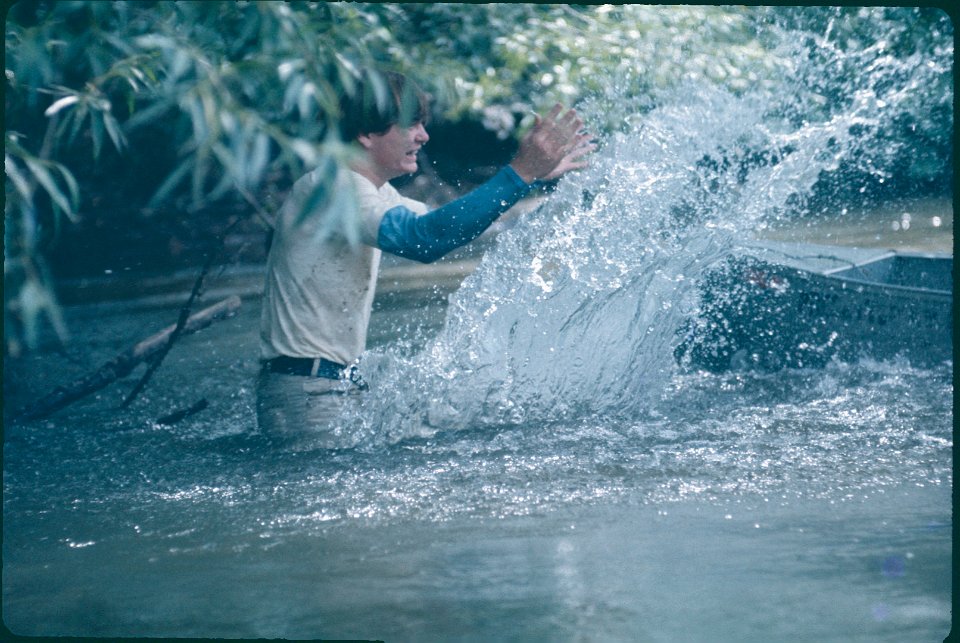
[[344, 361, 369, 391]]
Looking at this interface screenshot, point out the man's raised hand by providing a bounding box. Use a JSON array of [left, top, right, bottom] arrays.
[[510, 104, 596, 184]]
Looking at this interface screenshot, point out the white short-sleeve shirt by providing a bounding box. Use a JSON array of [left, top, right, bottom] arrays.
[[259, 165, 427, 365]]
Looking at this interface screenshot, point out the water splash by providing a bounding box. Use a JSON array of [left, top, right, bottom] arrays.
[[335, 10, 952, 449]]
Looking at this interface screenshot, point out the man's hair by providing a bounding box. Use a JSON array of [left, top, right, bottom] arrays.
[[338, 70, 430, 141]]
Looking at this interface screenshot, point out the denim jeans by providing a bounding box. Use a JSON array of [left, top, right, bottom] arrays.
[[255, 368, 364, 448]]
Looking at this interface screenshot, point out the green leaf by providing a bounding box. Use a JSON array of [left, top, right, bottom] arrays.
[[54, 163, 80, 213], [23, 157, 77, 221], [16, 272, 69, 350], [249, 132, 270, 187], [61, 103, 90, 146], [124, 97, 175, 131], [294, 155, 337, 227], [192, 146, 211, 206], [102, 111, 127, 151], [90, 111, 104, 159], [148, 156, 193, 209], [4, 154, 33, 200]]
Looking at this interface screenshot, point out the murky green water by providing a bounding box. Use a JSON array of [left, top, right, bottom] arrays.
[[3, 291, 952, 640]]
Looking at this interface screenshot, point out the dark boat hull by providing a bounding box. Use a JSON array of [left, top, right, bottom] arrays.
[[677, 243, 953, 371]]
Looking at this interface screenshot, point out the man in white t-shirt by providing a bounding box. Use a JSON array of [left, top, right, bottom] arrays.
[[257, 70, 594, 443]]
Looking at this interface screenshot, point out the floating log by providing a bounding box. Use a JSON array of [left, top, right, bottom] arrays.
[[14, 295, 241, 422]]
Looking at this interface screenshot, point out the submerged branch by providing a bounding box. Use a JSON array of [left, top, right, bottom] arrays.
[[14, 296, 241, 422], [121, 216, 243, 408], [156, 398, 209, 425], [120, 259, 213, 408]]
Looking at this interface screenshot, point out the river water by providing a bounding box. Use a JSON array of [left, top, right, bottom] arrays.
[[3, 294, 953, 641], [3, 7, 954, 642]]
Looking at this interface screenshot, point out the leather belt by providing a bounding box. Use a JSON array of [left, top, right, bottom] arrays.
[[264, 355, 347, 379]]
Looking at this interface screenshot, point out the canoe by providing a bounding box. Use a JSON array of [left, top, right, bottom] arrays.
[[676, 240, 953, 371]]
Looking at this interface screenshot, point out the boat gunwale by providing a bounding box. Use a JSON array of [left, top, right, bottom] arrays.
[[739, 242, 952, 298], [820, 253, 952, 298], [760, 262, 953, 302]]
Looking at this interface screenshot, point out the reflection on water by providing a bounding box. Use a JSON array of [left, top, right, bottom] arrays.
[[762, 196, 953, 252]]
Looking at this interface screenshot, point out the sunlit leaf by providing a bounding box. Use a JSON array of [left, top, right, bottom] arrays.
[[283, 74, 305, 114], [43, 94, 79, 116], [133, 34, 176, 51], [277, 59, 303, 81], [171, 49, 191, 81], [4, 154, 32, 200], [249, 132, 270, 186], [290, 139, 319, 165]]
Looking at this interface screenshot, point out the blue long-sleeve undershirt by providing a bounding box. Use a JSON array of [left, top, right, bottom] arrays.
[[377, 165, 535, 263]]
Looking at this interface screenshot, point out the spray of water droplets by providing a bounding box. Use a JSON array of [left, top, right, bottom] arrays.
[[328, 10, 952, 450]]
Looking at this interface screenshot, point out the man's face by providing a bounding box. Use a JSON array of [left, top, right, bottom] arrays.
[[359, 121, 429, 185]]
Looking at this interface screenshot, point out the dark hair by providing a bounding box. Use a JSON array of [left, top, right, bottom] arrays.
[[338, 70, 430, 141]]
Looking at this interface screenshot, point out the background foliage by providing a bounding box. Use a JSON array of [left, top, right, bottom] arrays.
[[4, 2, 953, 356]]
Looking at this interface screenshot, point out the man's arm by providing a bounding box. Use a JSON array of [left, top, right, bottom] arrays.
[[377, 165, 533, 264], [378, 104, 595, 264]]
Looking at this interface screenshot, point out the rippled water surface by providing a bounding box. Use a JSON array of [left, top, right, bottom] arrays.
[[3, 7, 954, 641], [4, 275, 952, 641]]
